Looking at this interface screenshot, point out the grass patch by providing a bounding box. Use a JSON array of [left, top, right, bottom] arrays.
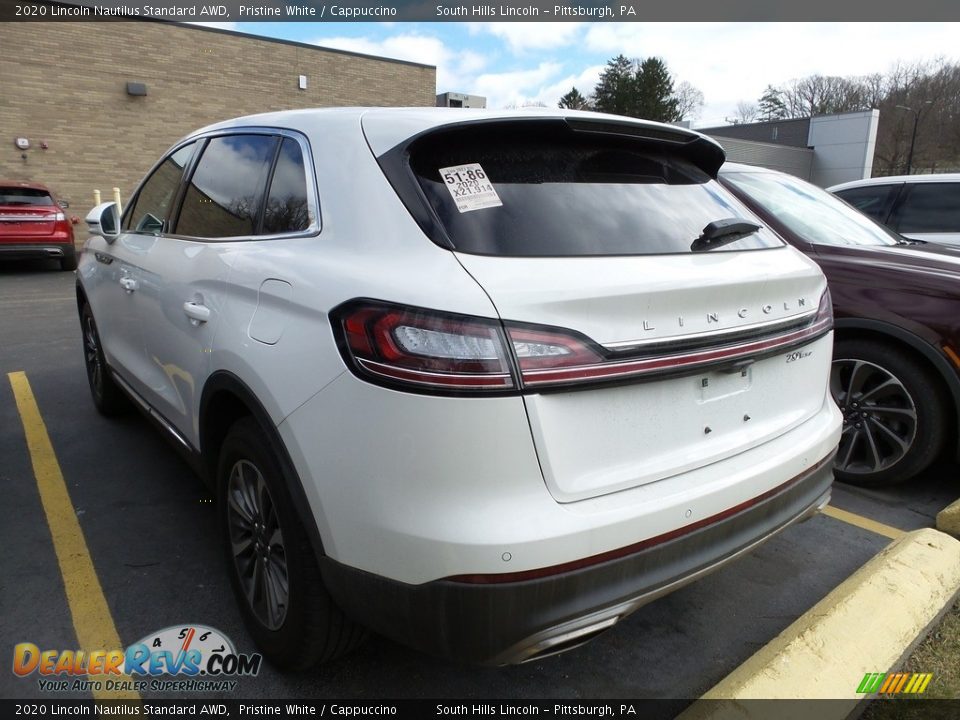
[[861, 599, 960, 718]]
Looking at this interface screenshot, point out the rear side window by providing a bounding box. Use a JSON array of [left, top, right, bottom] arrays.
[[0, 188, 53, 206], [833, 184, 899, 223], [176, 134, 278, 238], [262, 138, 311, 235], [892, 183, 960, 233], [125, 142, 196, 233], [402, 123, 782, 257]]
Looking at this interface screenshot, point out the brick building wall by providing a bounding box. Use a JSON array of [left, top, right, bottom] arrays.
[[0, 22, 436, 239]]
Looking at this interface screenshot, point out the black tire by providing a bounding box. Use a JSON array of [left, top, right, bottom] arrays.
[[80, 303, 130, 416], [217, 416, 365, 669], [60, 247, 78, 271], [830, 339, 947, 487]]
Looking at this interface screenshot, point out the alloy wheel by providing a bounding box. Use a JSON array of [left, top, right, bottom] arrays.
[[226, 459, 289, 630], [83, 314, 103, 398], [830, 358, 918, 475]]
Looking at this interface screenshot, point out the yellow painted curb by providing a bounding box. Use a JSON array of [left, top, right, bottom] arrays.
[[678, 528, 960, 719], [936, 498, 960, 539]]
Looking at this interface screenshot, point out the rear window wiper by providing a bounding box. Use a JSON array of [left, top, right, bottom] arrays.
[[691, 218, 761, 252]]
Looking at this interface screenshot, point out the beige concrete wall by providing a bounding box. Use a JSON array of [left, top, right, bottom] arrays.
[[0, 22, 436, 239]]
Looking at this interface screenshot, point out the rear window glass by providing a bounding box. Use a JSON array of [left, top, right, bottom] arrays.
[[262, 138, 311, 235], [833, 184, 900, 223], [892, 183, 960, 233], [0, 188, 53, 206], [405, 124, 782, 257], [176, 134, 277, 238]]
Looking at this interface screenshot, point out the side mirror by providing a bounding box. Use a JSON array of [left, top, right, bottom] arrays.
[[85, 202, 120, 243]]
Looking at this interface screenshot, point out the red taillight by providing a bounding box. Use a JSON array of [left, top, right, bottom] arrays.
[[507, 326, 604, 370], [335, 303, 514, 392], [53, 211, 75, 238], [332, 292, 832, 395], [508, 288, 833, 389]]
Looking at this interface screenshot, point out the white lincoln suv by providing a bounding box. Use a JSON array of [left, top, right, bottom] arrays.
[[78, 108, 842, 668]]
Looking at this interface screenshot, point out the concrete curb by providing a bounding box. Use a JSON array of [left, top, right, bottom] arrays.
[[936, 498, 960, 539], [677, 528, 960, 719]]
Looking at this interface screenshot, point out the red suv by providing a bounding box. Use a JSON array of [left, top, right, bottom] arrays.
[[0, 181, 77, 271]]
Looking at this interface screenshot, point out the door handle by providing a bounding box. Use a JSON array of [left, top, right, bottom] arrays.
[[119, 277, 138, 293], [183, 301, 211, 325]]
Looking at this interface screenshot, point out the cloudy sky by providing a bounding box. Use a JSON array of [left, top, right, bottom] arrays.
[[204, 22, 958, 126]]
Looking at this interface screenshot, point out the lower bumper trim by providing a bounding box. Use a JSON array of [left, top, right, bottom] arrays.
[[319, 452, 835, 665], [0, 244, 70, 259]]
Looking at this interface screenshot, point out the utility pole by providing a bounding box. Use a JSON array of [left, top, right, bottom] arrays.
[[895, 101, 933, 175]]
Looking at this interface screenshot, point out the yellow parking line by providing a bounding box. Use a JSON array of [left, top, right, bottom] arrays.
[[822, 504, 906, 540], [8, 371, 140, 702]]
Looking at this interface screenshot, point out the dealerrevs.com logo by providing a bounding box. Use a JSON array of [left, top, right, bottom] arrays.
[[13, 624, 261, 693]]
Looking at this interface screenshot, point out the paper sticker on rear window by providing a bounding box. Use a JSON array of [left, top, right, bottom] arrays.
[[439, 163, 503, 213]]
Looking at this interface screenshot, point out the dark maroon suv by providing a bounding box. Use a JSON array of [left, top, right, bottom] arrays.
[[0, 181, 77, 271], [719, 163, 960, 487]]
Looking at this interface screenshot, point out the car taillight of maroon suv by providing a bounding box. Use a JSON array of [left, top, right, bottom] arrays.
[[0, 182, 77, 271]]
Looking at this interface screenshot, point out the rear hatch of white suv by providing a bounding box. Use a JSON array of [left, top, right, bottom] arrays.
[[366, 113, 832, 502]]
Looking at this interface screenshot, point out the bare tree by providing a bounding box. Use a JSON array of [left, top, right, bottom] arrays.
[[674, 81, 704, 121], [726, 101, 758, 125], [872, 59, 960, 174], [740, 60, 960, 174], [503, 100, 549, 110], [780, 74, 868, 117]]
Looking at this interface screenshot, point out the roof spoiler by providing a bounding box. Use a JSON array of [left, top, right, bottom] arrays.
[[564, 118, 726, 178]]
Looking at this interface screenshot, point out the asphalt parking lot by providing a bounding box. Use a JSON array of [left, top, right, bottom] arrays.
[[2, 261, 957, 704]]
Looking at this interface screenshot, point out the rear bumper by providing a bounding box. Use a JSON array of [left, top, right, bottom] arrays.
[[0, 243, 74, 261], [319, 452, 834, 665]]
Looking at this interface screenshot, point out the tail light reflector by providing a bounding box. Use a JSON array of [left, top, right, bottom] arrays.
[[336, 303, 514, 392], [332, 291, 832, 395], [510, 289, 833, 388]]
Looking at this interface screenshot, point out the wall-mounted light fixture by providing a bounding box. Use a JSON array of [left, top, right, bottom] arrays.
[[126, 82, 148, 96], [298, 75, 307, 90], [15, 137, 30, 150]]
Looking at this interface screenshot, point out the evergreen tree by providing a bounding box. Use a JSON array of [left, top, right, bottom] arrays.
[[634, 57, 680, 122], [591, 54, 688, 122], [558, 87, 590, 110], [757, 85, 788, 120], [592, 54, 637, 116]]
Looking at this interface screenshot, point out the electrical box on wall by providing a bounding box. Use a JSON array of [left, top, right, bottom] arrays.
[[298, 75, 307, 90]]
